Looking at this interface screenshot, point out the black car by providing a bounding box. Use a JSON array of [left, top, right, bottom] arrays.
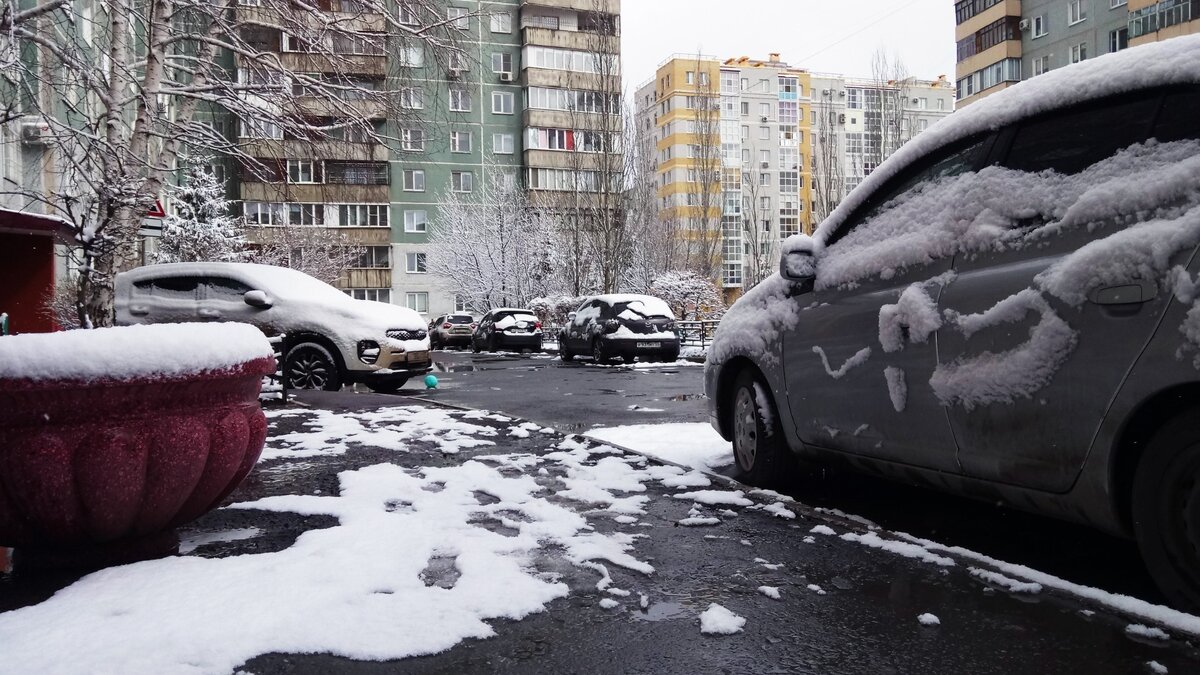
[[471, 308, 543, 353], [558, 294, 680, 364]]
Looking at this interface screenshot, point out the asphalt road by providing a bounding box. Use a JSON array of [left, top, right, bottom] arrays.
[[382, 349, 1164, 606]]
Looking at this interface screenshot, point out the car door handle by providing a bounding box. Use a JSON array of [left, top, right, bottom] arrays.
[[199, 308, 221, 319], [129, 305, 150, 316], [1088, 280, 1158, 306]]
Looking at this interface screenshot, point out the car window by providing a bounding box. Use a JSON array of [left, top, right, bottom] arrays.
[[203, 277, 252, 302], [1003, 95, 1158, 175], [1153, 87, 1200, 143], [151, 277, 201, 300], [827, 136, 991, 249], [449, 315, 473, 324]]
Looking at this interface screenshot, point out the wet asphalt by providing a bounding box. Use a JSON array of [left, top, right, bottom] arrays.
[[2, 351, 1198, 673]]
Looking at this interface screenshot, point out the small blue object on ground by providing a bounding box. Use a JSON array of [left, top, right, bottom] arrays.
[[424, 374, 439, 389]]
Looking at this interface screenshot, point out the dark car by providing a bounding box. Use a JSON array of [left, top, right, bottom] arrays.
[[429, 313, 476, 349], [704, 36, 1200, 610], [472, 308, 543, 353], [558, 294, 680, 364]]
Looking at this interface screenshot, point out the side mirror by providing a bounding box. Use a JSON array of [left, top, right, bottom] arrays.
[[244, 290, 273, 308], [567, 312, 577, 321], [780, 234, 817, 282]]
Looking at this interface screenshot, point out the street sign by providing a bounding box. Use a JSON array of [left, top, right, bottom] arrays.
[[138, 217, 163, 238], [147, 200, 166, 218]]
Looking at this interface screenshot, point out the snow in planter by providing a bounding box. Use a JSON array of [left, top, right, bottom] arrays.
[[0, 322, 273, 382], [699, 603, 746, 635]]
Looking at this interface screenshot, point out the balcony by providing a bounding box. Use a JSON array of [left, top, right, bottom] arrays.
[[521, 0, 620, 14], [279, 52, 387, 77], [294, 96, 388, 120], [239, 183, 389, 203], [240, 140, 388, 162]]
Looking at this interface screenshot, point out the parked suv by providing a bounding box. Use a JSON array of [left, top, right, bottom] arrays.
[[705, 37, 1200, 610], [559, 294, 679, 364], [471, 308, 543, 353], [429, 313, 475, 349], [115, 262, 431, 393]]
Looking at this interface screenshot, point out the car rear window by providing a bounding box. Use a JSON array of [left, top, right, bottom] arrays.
[[448, 315, 473, 324], [1003, 95, 1158, 175]]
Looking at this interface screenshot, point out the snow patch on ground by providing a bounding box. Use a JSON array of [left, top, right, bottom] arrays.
[[265, 407, 498, 459], [810, 525, 837, 536], [584, 423, 732, 472], [699, 604, 746, 635], [807, 584, 827, 595], [840, 532, 955, 567], [672, 490, 754, 507], [1148, 660, 1169, 674], [968, 567, 1043, 594], [758, 586, 782, 600]]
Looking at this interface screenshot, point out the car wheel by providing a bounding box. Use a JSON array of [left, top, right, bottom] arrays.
[[729, 370, 790, 487], [487, 335, 498, 353], [591, 339, 608, 364], [1132, 408, 1200, 612], [284, 343, 343, 392], [367, 378, 408, 395], [560, 337, 574, 362], [472, 338, 482, 354], [662, 349, 680, 363]]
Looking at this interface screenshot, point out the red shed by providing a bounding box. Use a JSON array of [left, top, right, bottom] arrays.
[[0, 208, 73, 334]]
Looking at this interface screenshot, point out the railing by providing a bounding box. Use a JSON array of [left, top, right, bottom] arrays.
[[676, 320, 720, 348]]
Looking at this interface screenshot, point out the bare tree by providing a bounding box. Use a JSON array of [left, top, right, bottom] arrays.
[[3, 0, 471, 327], [680, 56, 723, 280], [812, 86, 845, 225], [622, 92, 679, 292], [871, 48, 915, 159], [738, 154, 774, 288], [249, 225, 364, 287], [426, 166, 558, 311]]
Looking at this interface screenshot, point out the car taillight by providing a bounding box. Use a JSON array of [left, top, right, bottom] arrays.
[[535, 321, 542, 329], [471, 323, 478, 329], [442, 323, 452, 329]]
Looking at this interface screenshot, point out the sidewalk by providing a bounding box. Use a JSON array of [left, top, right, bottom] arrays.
[[0, 394, 1196, 674]]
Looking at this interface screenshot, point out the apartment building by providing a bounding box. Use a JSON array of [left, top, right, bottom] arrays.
[[957, 0, 1199, 106], [638, 54, 952, 296], [394, 0, 622, 317]]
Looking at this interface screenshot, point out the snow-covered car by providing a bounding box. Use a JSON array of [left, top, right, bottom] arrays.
[[705, 36, 1200, 610], [471, 308, 543, 353], [429, 313, 476, 350], [114, 262, 431, 393], [559, 294, 679, 364]]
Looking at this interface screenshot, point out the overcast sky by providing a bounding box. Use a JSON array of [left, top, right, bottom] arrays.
[[620, 0, 957, 89]]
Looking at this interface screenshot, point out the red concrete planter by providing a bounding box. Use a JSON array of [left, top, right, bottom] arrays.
[[0, 356, 276, 553]]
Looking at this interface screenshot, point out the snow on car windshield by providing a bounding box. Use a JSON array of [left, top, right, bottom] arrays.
[[599, 295, 673, 320], [495, 313, 537, 329]]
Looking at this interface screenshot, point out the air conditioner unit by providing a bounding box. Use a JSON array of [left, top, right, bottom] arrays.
[[1018, 18, 1030, 30], [838, 90, 846, 97], [838, 113, 846, 124], [760, 116, 769, 122], [821, 88, 831, 95], [912, 97, 920, 104], [20, 118, 52, 146], [499, 71, 514, 82], [760, 161, 769, 169]]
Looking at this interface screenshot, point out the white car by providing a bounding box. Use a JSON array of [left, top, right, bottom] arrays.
[[114, 262, 431, 393]]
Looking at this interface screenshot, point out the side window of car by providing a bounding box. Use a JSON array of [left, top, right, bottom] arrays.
[[827, 135, 992, 249], [151, 277, 200, 300], [1153, 86, 1200, 143], [1003, 95, 1159, 175], [203, 277, 252, 303]]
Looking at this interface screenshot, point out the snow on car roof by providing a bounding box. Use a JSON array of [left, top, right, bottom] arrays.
[[799, 33, 1200, 252], [489, 308, 536, 315], [122, 262, 348, 303], [591, 294, 674, 318], [0, 323, 274, 383]]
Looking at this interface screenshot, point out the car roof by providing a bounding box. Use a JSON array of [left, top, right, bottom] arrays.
[[118, 262, 346, 303], [799, 33, 1200, 253]]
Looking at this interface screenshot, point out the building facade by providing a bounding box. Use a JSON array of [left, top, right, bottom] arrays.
[[638, 54, 953, 297], [956, 0, 1199, 106]]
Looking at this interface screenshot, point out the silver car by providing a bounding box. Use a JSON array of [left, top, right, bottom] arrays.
[[705, 38, 1200, 609]]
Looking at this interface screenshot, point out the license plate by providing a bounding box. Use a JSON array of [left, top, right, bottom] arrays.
[[636, 342, 661, 349], [407, 351, 430, 362]]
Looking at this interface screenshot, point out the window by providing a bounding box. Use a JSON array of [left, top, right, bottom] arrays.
[[455, 295, 469, 313], [490, 11, 511, 33], [355, 247, 391, 269], [449, 87, 471, 112], [760, 196, 771, 212], [288, 203, 324, 226], [759, 126, 770, 140], [400, 87, 424, 110], [759, 173, 770, 186], [1033, 15, 1047, 37], [406, 292, 429, 313], [759, 103, 771, 118], [398, 45, 424, 67], [686, 71, 695, 85], [406, 252, 427, 273], [1070, 42, 1087, 64], [493, 133, 514, 154], [847, 88, 862, 109], [1032, 55, 1050, 76], [404, 210, 427, 233], [524, 46, 617, 75], [1109, 27, 1128, 53], [492, 91, 515, 114], [1004, 96, 1158, 175], [339, 204, 388, 227], [739, 101, 750, 117], [451, 171, 474, 192], [1110, 0, 1126, 6], [699, 72, 710, 86], [348, 289, 392, 303], [244, 202, 285, 225], [401, 128, 425, 152], [759, 150, 771, 166], [203, 278, 253, 303], [240, 118, 282, 139], [450, 130, 472, 153], [447, 7, 468, 30], [333, 33, 385, 56], [398, 3, 418, 25], [1068, 1, 1086, 24], [287, 160, 321, 184], [492, 52, 513, 74], [403, 169, 425, 191]]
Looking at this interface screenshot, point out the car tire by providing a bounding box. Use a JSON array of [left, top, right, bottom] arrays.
[[560, 337, 574, 362], [591, 338, 609, 364], [487, 335, 498, 353], [729, 369, 791, 487], [284, 343, 343, 392], [472, 339, 482, 354], [1132, 408, 1200, 612], [662, 349, 680, 363], [367, 378, 408, 395]]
